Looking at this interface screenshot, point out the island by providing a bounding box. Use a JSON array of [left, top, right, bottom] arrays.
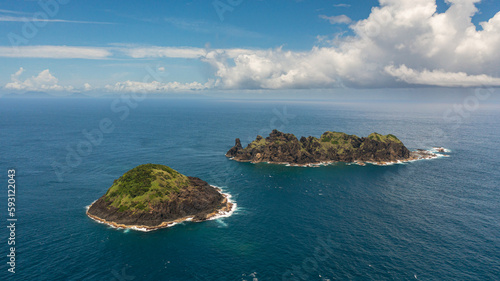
[[87, 164, 234, 231], [226, 130, 443, 166]]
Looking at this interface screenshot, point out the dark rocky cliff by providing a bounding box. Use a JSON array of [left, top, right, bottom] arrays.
[[87, 164, 229, 227], [226, 130, 411, 165]]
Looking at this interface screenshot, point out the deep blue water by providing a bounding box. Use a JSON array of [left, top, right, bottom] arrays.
[[0, 97, 499, 280]]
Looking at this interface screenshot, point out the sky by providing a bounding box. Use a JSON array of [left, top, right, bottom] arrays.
[[0, 0, 499, 96]]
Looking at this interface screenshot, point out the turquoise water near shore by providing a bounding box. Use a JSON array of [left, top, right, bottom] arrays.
[[0, 97, 499, 280]]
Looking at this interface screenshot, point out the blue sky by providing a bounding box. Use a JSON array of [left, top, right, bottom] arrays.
[[1, 0, 500, 95]]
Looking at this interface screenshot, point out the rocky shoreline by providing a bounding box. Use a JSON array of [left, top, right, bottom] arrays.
[[228, 149, 446, 167], [86, 164, 236, 232], [227, 130, 448, 166], [87, 188, 235, 232]]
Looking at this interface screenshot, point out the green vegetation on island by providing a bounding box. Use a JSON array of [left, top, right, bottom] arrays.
[[87, 164, 234, 230], [104, 164, 190, 212], [226, 130, 413, 165]]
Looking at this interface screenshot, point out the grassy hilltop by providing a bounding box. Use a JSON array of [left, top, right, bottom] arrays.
[[104, 164, 191, 212], [87, 163, 231, 228]]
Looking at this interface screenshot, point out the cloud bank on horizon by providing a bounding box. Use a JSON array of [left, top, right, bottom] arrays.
[[2, 0, 500, 94]]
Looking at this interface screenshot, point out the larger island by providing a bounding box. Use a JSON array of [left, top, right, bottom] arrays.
[[87, 164, 234, 231], [226, 130, 442, 165]]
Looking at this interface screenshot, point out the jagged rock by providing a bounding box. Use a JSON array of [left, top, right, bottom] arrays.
[[226, 129, 412, 165]]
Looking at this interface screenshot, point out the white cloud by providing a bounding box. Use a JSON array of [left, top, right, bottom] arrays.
[[3, 67, 211, 94], [83, 83, 93, 91], [3, 0, 500, 91], [121, 46, 206, 59], [0, 9, 29, 15], [385, 65, 500, 87], [104, 80, 214, 92], [5, 68, 74, 91], [333, 4, 351, 8], [116, 45, 270, 61], [319, 14, 353, 24], [0, 14, 113, 24], [0, 46, 112, 59], [201, 47, 343, 89], [198, 0, 500, 89]]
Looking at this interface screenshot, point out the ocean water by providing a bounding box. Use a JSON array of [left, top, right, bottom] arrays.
[[0, 97, 499, 280]]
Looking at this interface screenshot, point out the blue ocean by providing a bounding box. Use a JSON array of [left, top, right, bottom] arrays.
[[0, 96, 499, 280]]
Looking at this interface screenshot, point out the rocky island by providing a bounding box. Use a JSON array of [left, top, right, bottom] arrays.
[[87, 164, 234, 231], [226, 130, 444, 166]]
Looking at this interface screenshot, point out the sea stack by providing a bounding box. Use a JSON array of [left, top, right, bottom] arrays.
[[87, 164, 233, 231]]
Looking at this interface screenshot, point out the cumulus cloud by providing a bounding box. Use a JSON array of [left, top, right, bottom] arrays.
[[200, 47, 344, 89], [198, 0, 500, 89], [4, 0, 500, 91], [4, 67, 210, 94], [83, 83, 93, 91], [5, 67, 74, 91]]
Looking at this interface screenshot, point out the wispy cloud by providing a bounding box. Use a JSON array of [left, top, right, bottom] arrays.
[[0, 9, 30, 15], [0, 46, 112, 59], [319, 14, 352, 24], [120, 46, 206, 59], [333, 4, 351, 8], [116, 45, 270, 60], [385, 65, 500, 87], [0, 15, 114, 24]]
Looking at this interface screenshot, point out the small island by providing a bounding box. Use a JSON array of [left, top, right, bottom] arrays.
[[226, 130, 443, 166], [87, 164, 234, 231]]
